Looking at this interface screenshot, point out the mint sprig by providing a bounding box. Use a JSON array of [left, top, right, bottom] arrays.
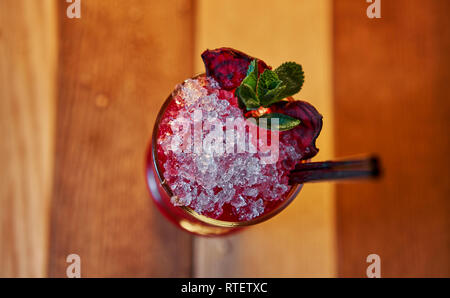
[[236, 59, 305, 130]]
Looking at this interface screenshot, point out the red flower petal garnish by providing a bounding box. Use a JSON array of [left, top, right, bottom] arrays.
[[271, 100, 323, 160], [201, 48, 270, 90]]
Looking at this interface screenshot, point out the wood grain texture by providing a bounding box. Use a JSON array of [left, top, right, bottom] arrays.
[[48, 0, 195, 277], [0, 0, 57, 277], [334, 0, 450, 277], [194, 0, 336, 277]]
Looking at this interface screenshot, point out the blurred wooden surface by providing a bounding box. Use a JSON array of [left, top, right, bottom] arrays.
[[194, 0, 336, 277], [334, 0, 450, 277], [0, 0, 57, 277], [48, 0, 194, 277], [1, 0, 449, 278]]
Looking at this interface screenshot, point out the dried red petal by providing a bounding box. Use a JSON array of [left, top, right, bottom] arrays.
[[271, 100, 323, 160], [201, 48, 270, 90]]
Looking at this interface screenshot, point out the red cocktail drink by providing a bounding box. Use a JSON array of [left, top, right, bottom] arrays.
[[146, 75, 303, 236], [145, 48, 379, 236]]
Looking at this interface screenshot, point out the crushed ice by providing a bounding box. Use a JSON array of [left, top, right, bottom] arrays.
[[158, 77, 301, 220]]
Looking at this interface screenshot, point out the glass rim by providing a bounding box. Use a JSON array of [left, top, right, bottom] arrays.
[[150, 74, 303, 228]]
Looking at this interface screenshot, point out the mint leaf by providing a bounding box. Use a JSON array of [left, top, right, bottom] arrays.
[[259, 84, 287, 107], [274, 62, 304, 99], [237, 60, 261, 110], [257, 69, 286, 107], [242, 59, 258, 91], [257, 113, 301, 131], [257, 69, 281, 97], [237, 84, 260, 109], [235, 87, 247, 110], [261, 88, 286, 108]]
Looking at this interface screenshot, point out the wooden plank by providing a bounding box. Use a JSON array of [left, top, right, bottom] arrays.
[[0, 0, 57, 277], [48, 0, 195, 277], [194, 0, 336, 277], [334, 0, 450, 277]]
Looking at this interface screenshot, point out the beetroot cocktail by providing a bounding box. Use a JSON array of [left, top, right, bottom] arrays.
[[146, 48, 378, 236]]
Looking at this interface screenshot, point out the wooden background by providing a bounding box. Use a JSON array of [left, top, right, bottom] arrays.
[[0, 0, 57, 277], [334, 0, 450, 277], [0, 0, 448, 277]]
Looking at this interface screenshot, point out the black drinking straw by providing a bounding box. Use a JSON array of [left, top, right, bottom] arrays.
[[289, 156, 380, 184]]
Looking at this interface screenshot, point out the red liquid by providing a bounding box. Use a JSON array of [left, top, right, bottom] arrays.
[[145, 75, 302, 236]]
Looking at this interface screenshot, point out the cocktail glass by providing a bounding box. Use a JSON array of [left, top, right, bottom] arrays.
[[145, 76, 379, 236]]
